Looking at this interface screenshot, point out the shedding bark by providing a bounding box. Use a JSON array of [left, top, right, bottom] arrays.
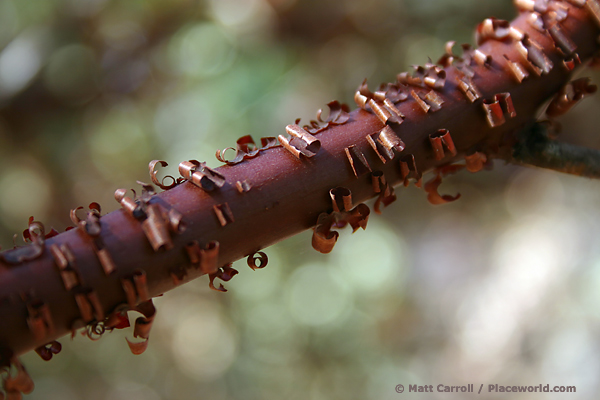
[[1, 1, 600, 396]]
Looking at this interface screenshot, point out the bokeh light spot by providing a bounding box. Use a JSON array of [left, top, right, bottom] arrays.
[[172, 304, 238, 381], [286, 262, 351, 326]]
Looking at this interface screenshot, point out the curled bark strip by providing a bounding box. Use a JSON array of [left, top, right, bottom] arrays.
[[235, 180, 252, 193], [357, 80, 376, 100], [1, 358, 34, 397], [371, 171, 396, 214], [497, 93, 517, 118], [25, 298, 54, 341], [354, 91, 369, 110], [74, 293, 93, 323], [548, 3, 570, 21], [365, 98, 405, 125], [329, 187, 353, 212], [50, 244, 82, 291], [236, 135, 259, 154], [423, 66, 447, 90], [71, 203, 103, 237], [527, 12, 546, 31], [429, 129, 458, 160], [260, 136, 279, 149], [141, 203, 173, 251], [476, 18, 512, 45], [137, 181, 156, 203], [424, 90, 444, 112], [515, 0, 569, 15], [279, 125, 321, 159], [69, 207, 84, 226], [114, 189, 145, 219], [503, 54, 529, 82], [448, 44, 477, 78], [546, 77, 598, 117], [366, 125, 406, 163], [398, 64, 446, 90], [200, 241, 219, 274], [190, 165, 225, 191], [343, 204, 370, 232], [216, 135, 261, 165], [177, 160, 197, 181], [185, 240, 220, 274], [438, 41, 460, 67], [166, 208, 184, 233], [86, 290, 104, 321], [303, 101, 351, 134], [105, 311, 130, 330], [34, 341, 61, 361], [399, 154, 422, 187], [88, 202, 101, 214], [397, 71, 422, 87], [122, 269, 153, 308], [179, 160, 225, 191], [312, 213, 339, 254], [126, 339, 149, 356], [516, 34, 553, 75], [354, 79, 408, 111], [368, 99, 392, 123], [424, 173, 461, 205], [94, 246, 117, 275], [185, 242, 200, 266], [125, 299, 156, 355], [473, 49, 492, 67], [514, 0, 537, 12], [213, 203, 234, 227], [465, 152, 488, 172], [563, 53, 581, 71], [149, 160, 181, 190], [311, 203, 370, 254], [483, 99, 506, 127], [378, 82, 409, 103], [1, 220, 46, 265], [317, 101, 350, 125], [483, 92, 517, 128], [382, 99, 405, 123], [373, 187, 396, 214], [132, 301, 155, 340], [371, 171, 386, 194], [344, 146, 372, 177], [85, 320, 106, 341], [247, 251, 268, 271], [74, 289, 104, 324], [547, 21, 577, 55], [44, 228, 59, 239], [208, 265, 239, 292], [411, 90, 430, 112], [456, 75, 481, 102], [121, 279, 137, 309], [133, 269, 150, 303], [170, 265, 187, 285]]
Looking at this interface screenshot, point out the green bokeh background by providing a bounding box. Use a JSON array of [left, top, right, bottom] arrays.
[[1, 0, 600, 399]]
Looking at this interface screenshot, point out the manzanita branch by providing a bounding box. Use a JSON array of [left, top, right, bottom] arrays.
[[1, 1, 600, 397]]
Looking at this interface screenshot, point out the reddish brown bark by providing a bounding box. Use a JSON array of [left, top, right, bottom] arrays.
[[0, 0, 599, 388]]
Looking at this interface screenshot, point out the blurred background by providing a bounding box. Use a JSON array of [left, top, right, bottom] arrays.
[[2, 0, 600, 398]]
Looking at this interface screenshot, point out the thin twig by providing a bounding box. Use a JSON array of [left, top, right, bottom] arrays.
[[510, 123, 600, 179]]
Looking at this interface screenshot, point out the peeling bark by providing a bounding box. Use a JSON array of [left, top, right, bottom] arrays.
[[0, 1, 599, 396]]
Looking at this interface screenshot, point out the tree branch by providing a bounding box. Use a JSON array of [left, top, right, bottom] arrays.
[[509, 122, 600, 178], [0, 1, 599, 397]]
